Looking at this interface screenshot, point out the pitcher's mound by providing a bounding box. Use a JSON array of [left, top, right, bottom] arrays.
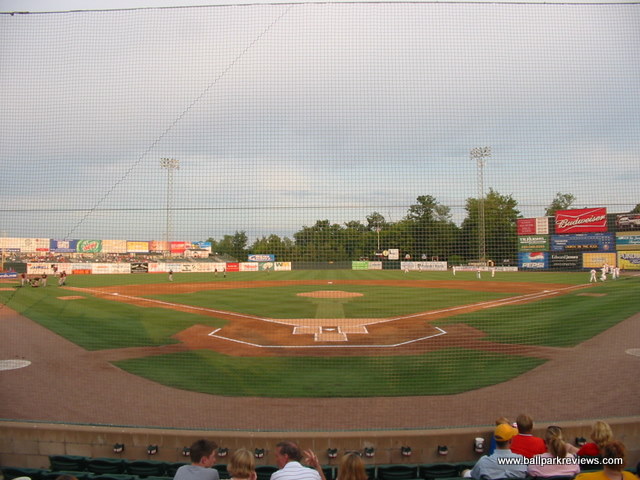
[[297, 290, 363, 299]]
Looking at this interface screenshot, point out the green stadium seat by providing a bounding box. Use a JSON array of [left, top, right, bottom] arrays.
[[419, 463, 459, 479], [92, 474, 136, 480], [1, 466, 47, 480], [41, 470, 94, 480], [86, 459, 127, 475], [377, 465, 419, 480], [213, 465, 229, 480], [255, 465, 278, 480], [165, 463, 187, 478], [322, 466, 334, 480], [49, 456, 89, 472], [125, 460, 167, 478]]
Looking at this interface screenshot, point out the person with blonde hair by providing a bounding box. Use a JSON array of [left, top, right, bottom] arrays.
[[576, 441, 638, 480], [527, 426, 580, 478], [228, 449, 256, 480], [337, 452, 367, 480], [578, 421, 613, 457]]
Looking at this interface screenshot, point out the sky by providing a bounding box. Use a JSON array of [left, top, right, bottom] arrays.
[[0, 0, 639, 242]]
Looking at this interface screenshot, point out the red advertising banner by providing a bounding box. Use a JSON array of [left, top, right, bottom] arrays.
[[226, 262, 240, 272], [517, 217, 549, 235], [555, 208, 607, 234], [170, 241, 189, 254], [517, 218, 536, 235]]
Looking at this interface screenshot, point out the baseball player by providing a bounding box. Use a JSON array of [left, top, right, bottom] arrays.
[[589, 269, 597, 283]]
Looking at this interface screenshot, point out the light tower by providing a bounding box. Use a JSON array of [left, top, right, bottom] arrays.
[[160, 158, 179, 257], [470, 147, 491, 264]]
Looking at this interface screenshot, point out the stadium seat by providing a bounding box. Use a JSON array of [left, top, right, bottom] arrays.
[[255, 465, 278, 480], [49, 455, 89, 472], [213, 464, 229, 479], [87, 458, 127, 475], [419, 464, 459, 479], [322, 466, 334, 480], [125, 460, 167, 478], [377, 465, 419, 480], [41, 470, 94, 480], [1, 466, 47, 480], [365, 465, 376, 480], [92, 474, 136, 480]]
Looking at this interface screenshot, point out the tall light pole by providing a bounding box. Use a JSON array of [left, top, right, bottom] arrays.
[[160, 158, 179, 257], [471, 147, 491, 264]]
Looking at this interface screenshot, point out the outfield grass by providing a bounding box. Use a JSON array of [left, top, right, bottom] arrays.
[[114, 347, 545, 397], [147, 284, 515, 319], [436, 276, 640, 347], [0, 285, 226, 350]]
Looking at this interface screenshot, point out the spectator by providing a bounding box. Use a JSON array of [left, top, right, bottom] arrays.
[[272, 441, 325, 480], [228, 448, 256, 480], [578, 421, 613, 458], [337, 452, 367, 480], [489, 416, 511, 455], [575, 441, 638, 480], [466, 423, 527, 480], [527, 426, 580, 478], [174, 439, 220, 480], [511, 414, 547, 458]]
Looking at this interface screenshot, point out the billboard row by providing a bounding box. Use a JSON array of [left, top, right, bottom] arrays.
[[551, 233, 615, 252]]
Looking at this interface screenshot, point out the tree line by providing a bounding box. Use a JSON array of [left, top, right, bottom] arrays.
[[206, 194, 639, 264]]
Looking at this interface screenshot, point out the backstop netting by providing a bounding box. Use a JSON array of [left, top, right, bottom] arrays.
[[1, 3, 639, 432]]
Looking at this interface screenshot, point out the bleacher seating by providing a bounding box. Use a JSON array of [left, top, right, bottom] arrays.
[[4, 455, 639, 480]]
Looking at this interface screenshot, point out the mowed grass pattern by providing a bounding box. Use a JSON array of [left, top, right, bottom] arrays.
[[114, 348, 545, 397], [2, 270, 637, 396], [146, 284, 515, 319]]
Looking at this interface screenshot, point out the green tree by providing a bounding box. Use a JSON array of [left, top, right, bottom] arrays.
[[461, 189, 520, 263], [630, 203, 640, 214], [403, 195, 459, 260], [250, 234, 293, 260], [545, 192, 576, 216], [293, 220, 348, 261], [215, 231, 248, 260]]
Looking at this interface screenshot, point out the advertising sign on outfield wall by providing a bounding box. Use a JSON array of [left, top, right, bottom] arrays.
[[583, 252, 617, 269], [258, 262, 275, 271], [368, 261, 383, 270], [549, 253, 582, 270], [618, 252, 640, 270], [555, 208, 607, 234], [50, 239, 78, 253], [517, 217, 549, 235], [103, 239, 128, 253], [615, 214, 640, 231], [191, 241, 212, 252], [127, 241, 149, 253], [616, 232, 640, 250], [77, 240, 103, 253], [92, 263, 131, 274], [131, 262, 149, 273], [352, 261, 369, 270], [518, 252, 548, 269], [248, 254, 275, 262], [518, 235, 549, 252], [240, 262, 259, 272], [20, 238, 50, 252], [149, 241, 168, 253], [226, 262, 240, 272], [170, 241, 189, 254], [551, 233, 614, 252], [275, 262, 292, 271]]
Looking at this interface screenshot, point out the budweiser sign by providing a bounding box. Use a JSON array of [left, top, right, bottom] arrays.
[[555, 208, 607, 234]]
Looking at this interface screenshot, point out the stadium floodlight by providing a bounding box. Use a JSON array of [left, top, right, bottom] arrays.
[[470, 147, 491, 264], [160, 158, 180, 257]]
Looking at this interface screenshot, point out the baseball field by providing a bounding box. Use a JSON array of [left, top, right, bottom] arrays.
[[2, 269, 638, 399]]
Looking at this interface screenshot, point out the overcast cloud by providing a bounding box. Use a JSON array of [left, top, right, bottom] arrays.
[[1, 2, 638, 241]]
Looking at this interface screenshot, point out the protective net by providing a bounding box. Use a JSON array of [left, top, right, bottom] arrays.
[[0, 3, 639, 432]]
